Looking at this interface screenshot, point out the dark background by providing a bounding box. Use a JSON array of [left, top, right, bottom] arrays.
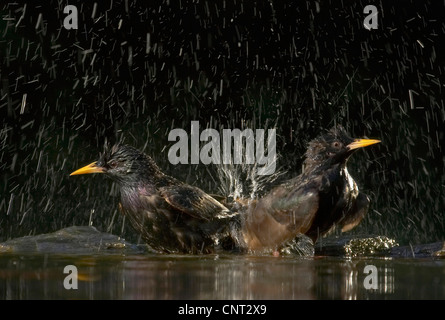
[[1, 0, 444, 245]]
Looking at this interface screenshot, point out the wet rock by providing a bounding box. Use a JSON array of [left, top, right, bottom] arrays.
[[315, 235, 398, 257], [2, 227, 443, 259], [390, 241, 445, 258], [0, 226, 148, 255], [315, 235, 445, 258]]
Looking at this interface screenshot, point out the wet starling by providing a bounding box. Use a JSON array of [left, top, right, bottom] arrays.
[[70, 144, 237, 254], [242, 126, 380, 251]]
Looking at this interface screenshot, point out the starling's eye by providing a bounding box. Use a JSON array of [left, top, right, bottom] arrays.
[[108, 160, 118, 169], [332, 141, 341, 148]]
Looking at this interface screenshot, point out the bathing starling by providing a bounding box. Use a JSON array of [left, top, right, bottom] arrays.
[[70, 144, 238, 254], [242, 126, 380, 250]]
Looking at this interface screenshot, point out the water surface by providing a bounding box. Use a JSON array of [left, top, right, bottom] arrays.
[[1, 252, 444, 300]]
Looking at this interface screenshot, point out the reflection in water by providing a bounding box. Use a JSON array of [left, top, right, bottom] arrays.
[[314, 259, 398, 300], [381, 265, 395, 294], [318, 260, 396, 299], [118, 256, 316, 299], [1, 254, 444, 300]]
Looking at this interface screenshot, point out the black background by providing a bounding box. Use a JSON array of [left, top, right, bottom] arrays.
[[1, 0, 444, 245]]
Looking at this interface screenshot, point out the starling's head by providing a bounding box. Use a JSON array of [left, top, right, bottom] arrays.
[[304, 126, 380, 170], [70, 144, 160, 185]]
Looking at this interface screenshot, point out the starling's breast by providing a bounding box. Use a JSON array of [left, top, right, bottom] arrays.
[[119, 185, 152, 212], [317, 166, 358, 223], [342, 168, 359, 200]]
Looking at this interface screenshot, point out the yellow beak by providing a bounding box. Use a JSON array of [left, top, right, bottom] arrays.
[[347, 139, 381, 150], [70, 162, 105, 176]]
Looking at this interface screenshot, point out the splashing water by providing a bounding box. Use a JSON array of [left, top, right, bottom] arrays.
[[216, 157, 286, 205]]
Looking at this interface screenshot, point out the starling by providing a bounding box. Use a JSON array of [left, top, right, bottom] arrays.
[[70, 144, 238, 254], [242, 126, 381, 251]]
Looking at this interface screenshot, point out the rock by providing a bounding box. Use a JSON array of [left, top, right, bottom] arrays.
[[315, 235, 445, 258], [315, 235, 398, 257], [390, 241, 445, 258], [0, 226, 148, 255]]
